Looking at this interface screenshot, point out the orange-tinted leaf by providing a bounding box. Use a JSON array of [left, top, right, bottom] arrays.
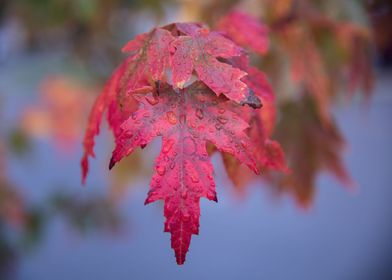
[[273, 98, 353, 208], [21, 75, 94, 150]]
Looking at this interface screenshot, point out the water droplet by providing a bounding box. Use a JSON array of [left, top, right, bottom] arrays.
[[131, 113, 137, 120], [181, 191, 187, 199], [241, 141, 248, 149], [145, 95, 159, 105], [170, 161, 176, 169], [195, 108, 204, 119], [182, 212, 190, 221], [166, 111, 177, 124], [190, 174, 199, 183], [218, 108, 225, 114], [156, 165, 166, 176], [215, 123, 223, 130], [179, 114, 186, 125], [217, 116, 228, 124], [162, 139, 174, 154]]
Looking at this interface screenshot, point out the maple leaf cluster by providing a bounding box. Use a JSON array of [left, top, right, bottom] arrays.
[[193, 1, 373, 207], [259, 0, 373, 206], [81, 15, 287, 264]]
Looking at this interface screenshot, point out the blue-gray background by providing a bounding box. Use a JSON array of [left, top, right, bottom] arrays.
[[1, 1, 392, 279]]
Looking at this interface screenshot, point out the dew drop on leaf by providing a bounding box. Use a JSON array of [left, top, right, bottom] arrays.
[[182, 212, 190, 221], [240, 140, 248, 149], [166, 111, 177, 124], [181, 191, 188, 199], [195, 108, 204, 119], [190, 175, 199, 183], [163, 139, 174, 154], [145, 95, 159, 105], [218, 108, 225, 114], [217, 116, 228, 124], [179, 114, 186, 125], [156, 165, 166, 176]]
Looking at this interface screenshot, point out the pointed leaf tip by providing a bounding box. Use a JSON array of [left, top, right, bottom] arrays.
[[241, 95, 262, 109], [81, 155, 88, 185], [109, 157, 116, 170]]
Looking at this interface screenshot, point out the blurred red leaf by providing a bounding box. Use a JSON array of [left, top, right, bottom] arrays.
[[21, 75, 94, 150], [273, 97, 353, 208], [217, 10, 269, 55]]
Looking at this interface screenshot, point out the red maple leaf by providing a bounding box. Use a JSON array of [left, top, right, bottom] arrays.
[[81, 21, 285, 264], [81, 58, 138, 183], [217, 10, 269, 55], [212, 15, 288, 181], [81, 27, 175, 182], [110, 82, 259, 264], [273, 97, 353, 208], [171, 25, 251, 104], [215, 53, 288, 187], [121, 27, 174, 83]]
